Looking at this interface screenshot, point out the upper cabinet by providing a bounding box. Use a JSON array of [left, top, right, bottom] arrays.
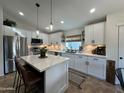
[[49, 32, 63, 44], [3, 26, 15, 36], [3, 26, 49, 44], [85, 22, 105, 45]]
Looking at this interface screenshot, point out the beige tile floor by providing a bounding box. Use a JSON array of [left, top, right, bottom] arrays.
[[0, 73, 123, 93]]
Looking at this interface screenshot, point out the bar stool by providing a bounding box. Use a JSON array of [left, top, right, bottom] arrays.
[[13, 57, 30, 89], [16, 58, 43, 93], [116, 68, 124, 91]]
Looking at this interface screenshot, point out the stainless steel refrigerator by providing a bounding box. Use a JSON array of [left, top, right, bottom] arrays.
[[3, 35, 27, 74]]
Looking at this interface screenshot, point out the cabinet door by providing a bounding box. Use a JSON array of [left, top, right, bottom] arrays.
[[93, 22, 105, 44], [49, 32, 62, 44], [26, 31, 32, 45], [20, 30, 27, 37], [88, 57, 106, 80], [85, 25, 94, 45], [4, 26, 15, 36], [43, 33, 48, 44], [75, 55, 88, 73], [61, 53, 75, 69], [31, 32, 38, 39], [49, 34, 55, 43]]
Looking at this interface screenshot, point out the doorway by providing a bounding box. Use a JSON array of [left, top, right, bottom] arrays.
[[118, 25, 124, 68]]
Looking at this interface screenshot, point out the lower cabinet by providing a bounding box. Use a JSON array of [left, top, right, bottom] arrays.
[[61, 53, 75, 68], [88, 57, 106, 80], [75, 55, 88, 74], [61, 53, 106, 80]]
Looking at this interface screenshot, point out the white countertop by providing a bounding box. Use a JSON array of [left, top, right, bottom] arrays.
[[48, 50, 106, 59], [75, 52, 106, 59], [21, 54, 69, 72]]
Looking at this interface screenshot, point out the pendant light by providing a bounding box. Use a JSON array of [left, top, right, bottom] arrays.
[[50, 0, 53, 31], [35, 3, 40, 35]]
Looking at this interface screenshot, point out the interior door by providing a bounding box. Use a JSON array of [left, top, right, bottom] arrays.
[[119, 26, 124, 68]]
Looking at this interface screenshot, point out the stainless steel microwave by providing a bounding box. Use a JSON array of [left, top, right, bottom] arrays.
[[31, 38, 43, 44]]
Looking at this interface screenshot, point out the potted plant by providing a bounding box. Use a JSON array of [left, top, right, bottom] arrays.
[[3, 19, 17, 27], [40, 47, 47, 58]]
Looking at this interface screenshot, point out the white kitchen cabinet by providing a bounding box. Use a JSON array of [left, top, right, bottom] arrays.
[[75, 55, 88, 73], [85, 22, 105, 45], [20, 29, 27, 37], [42, 33, 48, 44], [61, 53, 75, 68], [31, 32, 38, 39], [3, 25, 49, 45], [88, 57, 106, 80], [85, 25, 94, 44], [49, 32, 62, 44], [93, 22, 105, 44], [3, 26, 27, 37], [26, 31, 32, 45], [62, 52, 106, 80], [3, 26, 15, 36]]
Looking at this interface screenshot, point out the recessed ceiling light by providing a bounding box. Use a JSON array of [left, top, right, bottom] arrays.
[[45, 27, 49, 30], [90, 8, 96, 13], [36, 30, 40, 35], [60, 21, 64, 24], [19, 12, 24, 16]]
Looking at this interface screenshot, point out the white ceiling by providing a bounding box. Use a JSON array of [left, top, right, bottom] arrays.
[[0, 0, 124, 32]]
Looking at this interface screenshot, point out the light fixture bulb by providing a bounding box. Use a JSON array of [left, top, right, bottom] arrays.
[[19, 12, 24, 16], [50, 23, 53, 31], [36, 30, 40, 35], [60, 21, 64, 24], [90, 8, 96, 13]]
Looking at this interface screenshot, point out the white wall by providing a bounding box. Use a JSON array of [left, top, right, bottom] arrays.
[[106, 10, 124, 68], [0, 6, 4, 76], [106, 11, 124, 84]]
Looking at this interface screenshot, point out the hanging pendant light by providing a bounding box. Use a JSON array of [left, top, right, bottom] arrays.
[[50, 0, 53, 31], [35, 3, 40, 35]]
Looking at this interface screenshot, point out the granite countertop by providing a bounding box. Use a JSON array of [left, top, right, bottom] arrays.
[[21, 54, 69, 72]]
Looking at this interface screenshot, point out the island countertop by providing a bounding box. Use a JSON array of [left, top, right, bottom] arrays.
[[21, 54, 69, 72]]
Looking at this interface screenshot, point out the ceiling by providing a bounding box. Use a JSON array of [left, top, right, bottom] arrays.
[[0, 0, 124, 32]]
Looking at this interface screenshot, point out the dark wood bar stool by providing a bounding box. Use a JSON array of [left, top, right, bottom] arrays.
[[15, 58, 43, 93], [13, 57, 30, 89]]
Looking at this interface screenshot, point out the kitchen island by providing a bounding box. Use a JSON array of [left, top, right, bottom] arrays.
[[21, 54, 69, 93]]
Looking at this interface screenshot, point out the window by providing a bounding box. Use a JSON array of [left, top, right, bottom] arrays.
[[66, 42, 81, 50]]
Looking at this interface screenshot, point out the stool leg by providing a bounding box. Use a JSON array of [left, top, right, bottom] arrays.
[[13, 71, 17, 88], [24, 86, 27, 93], [18, 78, 21, 93], [15, 74, 19, 93]]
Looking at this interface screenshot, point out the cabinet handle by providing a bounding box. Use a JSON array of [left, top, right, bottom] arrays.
[[85, 61, 89, 65], [94, 58, 99, 60], [79, 55, 82, 58], [120, 57, 123, 60], [92, 40, 95, 43]]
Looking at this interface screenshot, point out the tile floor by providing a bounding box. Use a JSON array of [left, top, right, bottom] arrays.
[[0, 73, 123, 93]]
